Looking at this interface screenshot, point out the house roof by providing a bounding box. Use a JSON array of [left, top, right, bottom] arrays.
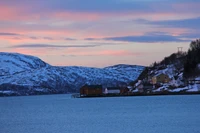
[[153, 73, 169, 77]]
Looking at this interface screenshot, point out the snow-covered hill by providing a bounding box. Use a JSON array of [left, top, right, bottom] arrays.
[[0, 52, 48, 76], [0, 52, 144, 96], [133, 57, 200, 93]]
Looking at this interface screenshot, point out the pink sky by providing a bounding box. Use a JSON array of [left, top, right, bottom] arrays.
[[0, 0, 199, 67]]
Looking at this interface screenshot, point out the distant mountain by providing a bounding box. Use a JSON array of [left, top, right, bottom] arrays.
[[0, 52, 144, 96]]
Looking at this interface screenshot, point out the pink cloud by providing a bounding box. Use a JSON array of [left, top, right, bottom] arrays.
[[155, 27, 192, 36], [0, 4, 104, 22], [0, 36, 62, 45], [0, 2, 197, 40], [0, 2, 197, 46], [1, 3, 199, 23], [67, 50, 141, 56], [8, 47, 140, 57], [52, 12, 103, 21], [7, 48, 50, 56], [0, 5, 41, 21], [97, 50, 138, 56]]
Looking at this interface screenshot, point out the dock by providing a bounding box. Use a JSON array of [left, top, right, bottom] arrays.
[[71, 91, 200, 98]]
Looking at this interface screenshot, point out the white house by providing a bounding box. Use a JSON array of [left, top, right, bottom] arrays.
[[105, 87, 121, 94]]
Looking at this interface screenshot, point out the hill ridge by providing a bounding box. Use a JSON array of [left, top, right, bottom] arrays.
[[0, 52, 144, 96]]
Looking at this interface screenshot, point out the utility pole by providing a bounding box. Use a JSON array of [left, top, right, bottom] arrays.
[[177, 47, 183, 53], [177, 47, 183, 58]]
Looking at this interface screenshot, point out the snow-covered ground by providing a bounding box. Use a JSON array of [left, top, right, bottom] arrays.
[[169, 87, 188, 92], [153, 86, 169, 92], [148, 63, 200, 93], [153, 85, 199, 93], [1, 94, 200, 133], [187, 84, 200, 92]]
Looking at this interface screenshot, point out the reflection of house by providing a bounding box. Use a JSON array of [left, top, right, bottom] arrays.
[[151, 73, 170, 84], [105, 87, 129, 94], [80, 84, 102, 96]]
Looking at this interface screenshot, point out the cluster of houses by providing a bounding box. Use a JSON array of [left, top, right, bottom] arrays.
[[79, 73, 192, 97], [134, 73, 172, 93]]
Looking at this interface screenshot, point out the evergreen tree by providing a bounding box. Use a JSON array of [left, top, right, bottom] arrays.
[[183, 39, 200, 78]]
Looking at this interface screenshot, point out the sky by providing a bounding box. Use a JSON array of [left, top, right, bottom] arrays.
[[0, 0, 199, 67]]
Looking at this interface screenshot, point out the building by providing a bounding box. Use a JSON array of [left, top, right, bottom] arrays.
[[80, 84, 103, 96], [151, 73, 170, 84], [104, 87, 129, 95], [134, 81, 153, 93], [105, 87, 120, 94]]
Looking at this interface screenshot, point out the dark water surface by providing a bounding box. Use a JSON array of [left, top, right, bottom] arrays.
[[0, 94, 200, 133]]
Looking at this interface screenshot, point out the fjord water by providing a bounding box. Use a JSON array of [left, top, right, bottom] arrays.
[[0, 95, 200, 133]]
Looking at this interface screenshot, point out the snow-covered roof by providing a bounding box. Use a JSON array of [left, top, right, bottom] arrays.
[[153, 73, 168, 77]]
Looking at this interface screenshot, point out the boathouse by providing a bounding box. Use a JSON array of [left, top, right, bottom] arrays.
[[80, 84, 103, 96]]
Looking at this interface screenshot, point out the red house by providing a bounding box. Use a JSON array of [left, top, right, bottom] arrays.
[[80, 84, 103, 96]]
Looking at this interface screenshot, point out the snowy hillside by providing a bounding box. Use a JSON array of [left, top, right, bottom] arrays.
[[135, 60, 200, 93], [0, 52, 48, 76], [0, 52, 144, 96]]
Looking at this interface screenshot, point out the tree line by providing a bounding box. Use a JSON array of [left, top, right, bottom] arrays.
[[184, 39, 200, 78]]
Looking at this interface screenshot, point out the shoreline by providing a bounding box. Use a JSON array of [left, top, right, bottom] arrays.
[[78, 91, 200, 98], [1, 91, 200, 98]]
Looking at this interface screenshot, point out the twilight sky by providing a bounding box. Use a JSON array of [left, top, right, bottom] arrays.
[[0, 0, 199, 67]]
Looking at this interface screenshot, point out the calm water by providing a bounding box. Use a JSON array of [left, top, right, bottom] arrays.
[[0, 94, 200, 133]]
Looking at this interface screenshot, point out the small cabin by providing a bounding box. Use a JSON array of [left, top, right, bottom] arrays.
[[80, 84, 103, 96]]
